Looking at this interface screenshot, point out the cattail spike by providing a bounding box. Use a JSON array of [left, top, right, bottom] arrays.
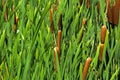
[[82, 57, 92, 80], [57, 30, 62, 51], [101, 25, 107, 44], [99, 43, 104, 62], [50, 8, 54, 33]]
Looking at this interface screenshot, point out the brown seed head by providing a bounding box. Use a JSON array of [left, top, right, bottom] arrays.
[[57, 30, 62, 51], [82, 57, 92, 80], [99, 43, 104, 62], [101, 25, 107, 44], [106, 0, 120, 25], [50, 8, 54, 32], [82, 18, 87, 26]]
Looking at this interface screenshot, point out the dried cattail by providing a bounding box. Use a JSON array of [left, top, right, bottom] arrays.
[[57, 30, 62, 51], [99, 43, 104, 62], [82, 57, 92, 80], [86, 0, 90, 8], [50, 8, 54, 32], [54, 47, 60, 71], [58, 13, 62, 30], [101, 25, 107, 44]]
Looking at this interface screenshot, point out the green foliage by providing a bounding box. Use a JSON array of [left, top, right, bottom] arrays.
[[0, 0, 120, 80]]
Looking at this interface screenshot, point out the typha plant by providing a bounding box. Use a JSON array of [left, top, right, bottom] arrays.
[[79, 18, 87, 42], [57, 30, 62, 52], [50, 8, 54, 33], [99, 43, 104, 62], [82, 57, 92, 80], [57, 13, 62, 54], [86, 0, 90, 9], [101, 25, 107, 44], [54, 47, 60, 71], [106, 0, 120, 25]]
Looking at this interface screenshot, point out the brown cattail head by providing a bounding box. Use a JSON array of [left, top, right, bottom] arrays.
[[50, 8, 53, 24], [106, 0, 120, 25], [50, 8, 54, 32], [57, 30, 62, 51], [99, 43, 104, 62], [58, 13, 62, 30], [82, 18, 87, 26], [101, 25, 107, 44], [54, 47, 60, 71], [86, 0, 90, 9], [82, 57, 92, 80]]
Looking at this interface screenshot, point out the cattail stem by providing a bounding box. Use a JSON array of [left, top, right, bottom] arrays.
[[82, 57, 92, 80]]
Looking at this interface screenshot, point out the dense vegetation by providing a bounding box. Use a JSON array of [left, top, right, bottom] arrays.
[[0, 0, 120, 80]]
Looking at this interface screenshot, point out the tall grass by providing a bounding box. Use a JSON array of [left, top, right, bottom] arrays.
[[0, 0, 120, 80]]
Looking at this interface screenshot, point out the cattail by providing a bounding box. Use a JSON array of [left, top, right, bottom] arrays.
[[101, 25, 107, 44], [50, 8, 54, 32], [99, 43, 104, 62], [86, 0, 90, 8], [54, 47, 60, 71], [57, 30, 62, 52], [82, 57, 92, 80], [79, 18, 87, 42], [50, 8, 53, 24], [82, 18, 87, 26], [13, 17, 19, 33], [58, 13, 62, 30], [106, 0, 120, 25]]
